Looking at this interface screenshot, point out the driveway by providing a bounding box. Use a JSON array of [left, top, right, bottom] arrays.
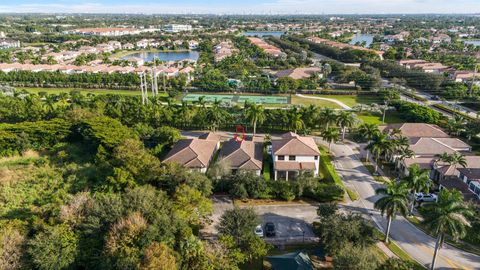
[[205, 196, 318, 244], [254, 204, 318, 244]]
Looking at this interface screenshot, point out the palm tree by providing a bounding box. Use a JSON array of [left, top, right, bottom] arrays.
[[357, 123, 379, 161], [446, 115, 465, 136], [336, 111, 357, 141], [321, 127, 340, 152], [374, 181, 410, 243], [437, 152, 467, 179], [366, 132, 392, 172], [395, 147, 415, 173], [319, 108, 337, 130], [244, 103, 265, 135], [423, 189, 473, 270], [289, 107, 304, 133], [206, 100, 227, 132], [404, 164, 432, 214]]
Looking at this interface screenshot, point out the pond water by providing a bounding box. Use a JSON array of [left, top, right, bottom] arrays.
[[242, 31, 285, 38], [349, 33, 375, 47], [463, 39, 480, 47], [122, 51, 199, 62]]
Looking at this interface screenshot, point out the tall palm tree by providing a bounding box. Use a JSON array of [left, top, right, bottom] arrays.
[[357, 123, 379, 161], [396, 147, 415, 173], [366, 132, 392, 172], [244, 103, 265, 135], [423, 189, 473, 270], [446, 115, 465, 137], [289, 107, 304, 133], [206, 100, 227, 132], [336, 111, 357, 141], [404, 164, 432, 214], [437, 152, 467, 178], [374, 181, 410, 243], [321, 127, 340, 152], [319, 108, 337, 130]]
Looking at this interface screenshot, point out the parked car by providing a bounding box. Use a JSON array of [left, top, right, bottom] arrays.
[[265, 222, 276, 237], [414, 193, 438, 203], [255, 225, 264, 238]]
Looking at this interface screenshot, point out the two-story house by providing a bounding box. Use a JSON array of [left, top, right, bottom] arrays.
[[271, 132, 320, 180]]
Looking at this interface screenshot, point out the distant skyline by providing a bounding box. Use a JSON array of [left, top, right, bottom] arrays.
[[1, 0, 480, 15]]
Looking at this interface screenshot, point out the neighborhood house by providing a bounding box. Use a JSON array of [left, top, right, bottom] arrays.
[[271, 132, 320, 180]]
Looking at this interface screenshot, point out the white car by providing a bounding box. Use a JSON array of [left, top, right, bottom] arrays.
[[254, 225, 264, 238], [414, 193, 438, 203]]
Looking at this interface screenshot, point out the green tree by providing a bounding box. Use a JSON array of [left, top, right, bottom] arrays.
[[140, 242, 177, 270], [437, 152, 467, 178], [288, 107, 304, 133], [333, 244, 379, 270], [423, 189, 474, 270], [319, 107, 337, 130], [217, 207, 269, 262], [28, 224, 78, 270], [374, 181, 410, 243], [321, 127, 340, 152], [404, 164, 432, 213], [244, 103, 266, 135], [377, 258, 415, 270], [336, 111, 357, 140], [366, 132, 392, 172]]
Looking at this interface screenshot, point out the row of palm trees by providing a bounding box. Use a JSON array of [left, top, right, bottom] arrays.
[[375, 179, 473, 270], [358, 124, 413, 173], [243, 104, 359, 143]]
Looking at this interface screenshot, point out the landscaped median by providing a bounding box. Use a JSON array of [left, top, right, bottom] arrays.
[[318, 145, 358, 201]]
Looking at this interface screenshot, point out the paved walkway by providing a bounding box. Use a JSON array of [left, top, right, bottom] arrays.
[[295, 94, 352, 110]]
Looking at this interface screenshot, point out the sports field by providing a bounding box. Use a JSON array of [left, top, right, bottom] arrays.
[[182, 93, 289, 104]]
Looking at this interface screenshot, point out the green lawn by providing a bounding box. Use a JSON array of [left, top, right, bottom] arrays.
[[291, 95, 341, 109], [357, 112, 404, 125], [315, 95, 384, 107]]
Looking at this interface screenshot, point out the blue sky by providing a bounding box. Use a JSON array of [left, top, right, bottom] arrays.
[[1, 0, 480, 14]]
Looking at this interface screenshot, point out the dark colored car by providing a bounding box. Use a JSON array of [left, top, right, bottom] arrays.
[[265, 222, 276, 237]]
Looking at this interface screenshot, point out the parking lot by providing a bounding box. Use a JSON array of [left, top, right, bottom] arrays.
[[205, 196, 319, 244]]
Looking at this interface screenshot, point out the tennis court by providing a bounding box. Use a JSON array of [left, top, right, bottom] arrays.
[[182, 93, 290, 105]]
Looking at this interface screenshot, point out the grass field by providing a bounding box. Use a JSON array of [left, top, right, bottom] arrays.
[[291, 95, 341, 108], [357, 112, 404, 125], [315, 95, 384, 107]]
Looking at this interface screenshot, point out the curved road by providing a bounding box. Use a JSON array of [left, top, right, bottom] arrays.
[[323, 139, 480, 270]]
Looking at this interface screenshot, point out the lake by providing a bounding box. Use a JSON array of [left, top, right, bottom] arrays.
[[463, 40, 480, 47], [243, 31, 285, 38], [349, 33, 375, 47], [122, 51, 199, 62]]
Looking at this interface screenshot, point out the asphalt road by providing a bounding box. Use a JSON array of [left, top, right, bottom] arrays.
[[323, 139, 480, 270]]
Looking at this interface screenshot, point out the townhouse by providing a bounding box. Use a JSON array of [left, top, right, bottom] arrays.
[[271, 132, 320, 180], [218, 138, 263, 176], [163, 132, 220, 173]]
